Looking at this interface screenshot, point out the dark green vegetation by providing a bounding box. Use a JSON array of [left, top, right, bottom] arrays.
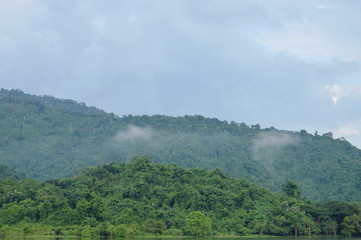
[[1, 156, 361, 238], [0, 164, 24, 181], [1, 89, 361, 201]]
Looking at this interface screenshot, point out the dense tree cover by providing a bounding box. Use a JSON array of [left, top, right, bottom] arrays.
[[0, 156, 359, 237], [0, 164, 24, 181], [0, 89, 361, 201]]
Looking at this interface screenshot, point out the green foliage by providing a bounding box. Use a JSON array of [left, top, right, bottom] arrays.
[[341, 214, 361, 236], [144, 219, 167, 234], [185, 211, 211, 236], [321, 219, 338, 236], [341, 216, 355, 236], [319, 201, 360, 224], [0, 157, 333, 236], [0, 164, 24, 181], [282, 180, 301, 198], [0, 89, 361, 237], [0, 89, 361, 202]]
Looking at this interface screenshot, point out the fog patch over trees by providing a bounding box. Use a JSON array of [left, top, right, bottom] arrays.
[[112, 125, 156, 143], [252, 131, 300, 171]]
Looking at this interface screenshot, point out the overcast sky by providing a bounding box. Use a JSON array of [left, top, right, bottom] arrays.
[[1, 0, 361, 147]]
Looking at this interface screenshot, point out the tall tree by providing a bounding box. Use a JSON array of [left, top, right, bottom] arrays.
[[185, 211, 211, 236]]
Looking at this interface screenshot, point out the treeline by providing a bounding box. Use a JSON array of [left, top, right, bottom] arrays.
[[0, 157, 360, 238]]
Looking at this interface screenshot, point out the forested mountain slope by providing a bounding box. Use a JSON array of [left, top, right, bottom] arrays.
[[0, 89, 360, 201]]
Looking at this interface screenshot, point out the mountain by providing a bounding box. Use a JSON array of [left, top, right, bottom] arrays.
[[0, 89, 360, 201]]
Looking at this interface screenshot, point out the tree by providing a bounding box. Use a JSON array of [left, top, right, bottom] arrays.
[[322, 219, 338, 236], [321, 201, 360, 224], [185, 211, 211, 236], [282, 180, 301, 198], [341, 216, 355, 237], [341, 214, 361, 237]]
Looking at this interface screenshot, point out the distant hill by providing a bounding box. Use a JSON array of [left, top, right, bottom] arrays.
[[0, 88, 360, 201]]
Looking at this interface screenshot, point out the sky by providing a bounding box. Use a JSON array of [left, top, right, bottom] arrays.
[[1, 0, 361, 147]]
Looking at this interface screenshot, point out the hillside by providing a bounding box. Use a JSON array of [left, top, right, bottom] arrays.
[[2, 156, 360, 237], [0, 89, 361, 201]]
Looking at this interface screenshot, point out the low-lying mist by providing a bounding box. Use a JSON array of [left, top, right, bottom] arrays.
[[251, 130, 300, 172], [112, 125, 155, 143]]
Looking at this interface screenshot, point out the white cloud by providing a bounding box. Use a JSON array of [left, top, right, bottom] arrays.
[[326, 84, 361, 104], [339, 127, 358, 136], [252, 131, 299, 171], [337, 120, 361, 136], [326, 84, 343, 104], [113, 125, 155, 143], [316, 4, 333, 10], [332, 120, 361, 148], [0, 0, 37, 12], [253, 131, 299, 150], [258, 26, 361, 62], [255, 3, 361, 62]]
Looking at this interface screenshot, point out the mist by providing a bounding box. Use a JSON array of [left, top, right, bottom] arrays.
[[112, 125, 155, 143], [252, 131, 299, 171], [253, 131, 299, 150]]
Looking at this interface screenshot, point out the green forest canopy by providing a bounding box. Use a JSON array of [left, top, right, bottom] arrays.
[[0, 89, 361, 201], [1, 156, 361, 237], [0, 164, 24, 181]]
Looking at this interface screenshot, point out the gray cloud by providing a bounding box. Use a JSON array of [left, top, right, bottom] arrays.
[[1, 1, 361, 147]]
